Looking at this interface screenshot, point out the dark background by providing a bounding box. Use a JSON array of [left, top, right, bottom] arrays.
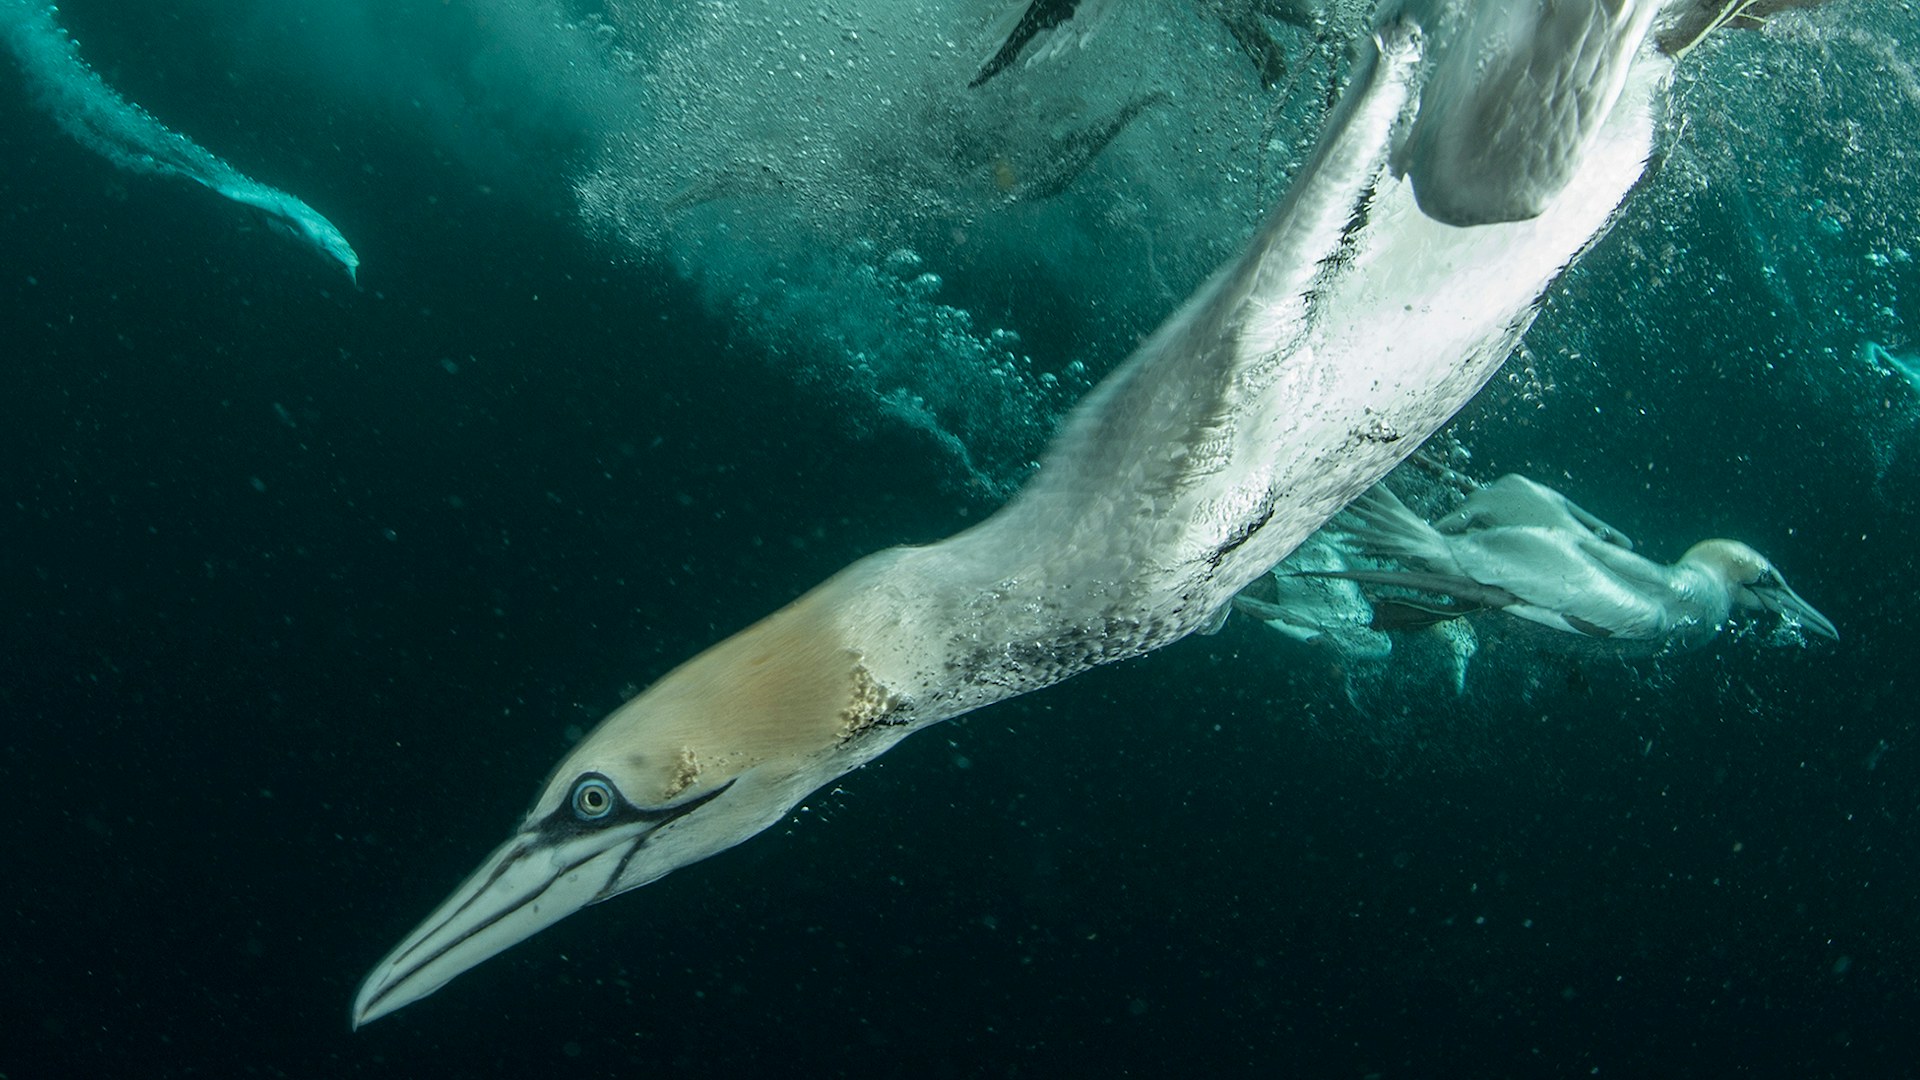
[[4, 3, 1917, 1077]]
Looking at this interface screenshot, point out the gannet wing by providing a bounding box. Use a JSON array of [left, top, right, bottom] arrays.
[[1575, 532, 1673, 590], [1449, 527, 1671, 639], [1435, 475, 1636, 549], [969, 0, 1121, 88], [1564, 497, 1635, 550], [1397, 0, 1662, 225], [1436, 474, 1561, 534]]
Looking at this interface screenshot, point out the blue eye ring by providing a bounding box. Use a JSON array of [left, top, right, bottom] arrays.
[[570, 777, 616, 821]]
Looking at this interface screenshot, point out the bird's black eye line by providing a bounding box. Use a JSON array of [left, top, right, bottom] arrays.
[[543, 773, 736, 840], [571, 776, 616, 821]]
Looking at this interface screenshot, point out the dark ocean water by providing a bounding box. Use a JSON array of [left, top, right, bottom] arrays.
[[5, 2, 1920, 1078]]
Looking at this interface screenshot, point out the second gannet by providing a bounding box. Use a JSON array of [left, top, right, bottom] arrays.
[[1, 0, 360, 282], [1332, 484, 1839, 647], [355, 0, 1676, 1024]]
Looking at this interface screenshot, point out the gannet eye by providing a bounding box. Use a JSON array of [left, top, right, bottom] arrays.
[[570, 777, 616, 821]]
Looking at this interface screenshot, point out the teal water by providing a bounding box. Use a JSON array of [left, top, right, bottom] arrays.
[[3, 2, 1917, 1076]]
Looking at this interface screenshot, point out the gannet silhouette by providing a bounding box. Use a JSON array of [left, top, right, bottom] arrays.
[[970, 0, 1116, 88], [970, 0, 1321, 89], [1, 0, 359, 282], [1656, 0, 1833, 57], [663, 90, 1171, 217], [356, 0, 1676, 1025], [1329, 483, 1839, 647]]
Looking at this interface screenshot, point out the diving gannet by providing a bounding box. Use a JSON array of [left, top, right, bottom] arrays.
[[1332, 484, 1839, 646], [355, 0, 1674, 1024], [1237, 472, 1620, 689], [1, 0, 360, 282]]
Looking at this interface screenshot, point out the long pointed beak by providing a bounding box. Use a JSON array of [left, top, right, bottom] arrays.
[[1753, 581, 1840, 641], [351, 823, 648, 1028]]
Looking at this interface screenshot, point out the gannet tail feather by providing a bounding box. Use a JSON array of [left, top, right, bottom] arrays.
[[1368, 597, 1478, 633], [1336, 486, 1458, 572]]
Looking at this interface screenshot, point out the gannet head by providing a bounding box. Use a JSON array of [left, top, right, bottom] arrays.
[[1682, 539, 1839, 641], [352, 574, 897, 1027]]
